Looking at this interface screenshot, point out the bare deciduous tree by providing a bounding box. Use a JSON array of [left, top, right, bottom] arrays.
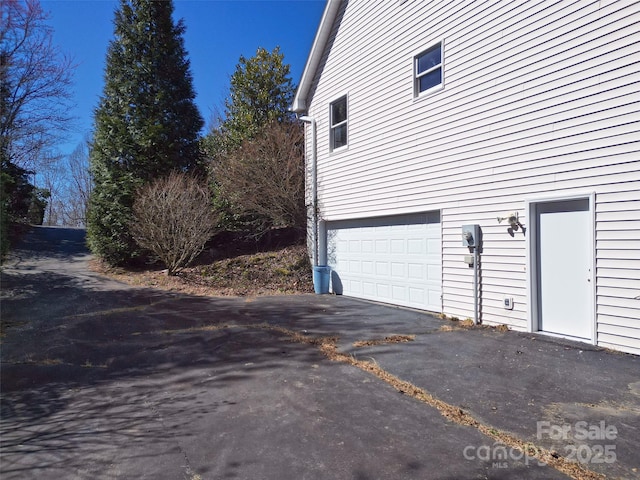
[[62, 137, 92, 226], [211, 120, 306, 237], [129, 172, 219, 275], [39, 153, 64, 225], [1, 0, 75, 170], [38, 137, 91, 226]]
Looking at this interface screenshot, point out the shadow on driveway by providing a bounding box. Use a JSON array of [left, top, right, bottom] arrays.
[[2, 266, 516, 480], [1, 227, 638, 479]]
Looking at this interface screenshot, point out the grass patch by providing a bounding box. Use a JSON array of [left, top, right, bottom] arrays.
[[353, 334, 415, 347], [81, 359, 107, 369], [438, 317, 511, 333]]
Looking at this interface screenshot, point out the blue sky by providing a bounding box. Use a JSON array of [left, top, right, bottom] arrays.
[[41, 0, 326, 156]]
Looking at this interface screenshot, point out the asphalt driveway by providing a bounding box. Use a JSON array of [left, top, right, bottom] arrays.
[[1, 227, 638, 479]]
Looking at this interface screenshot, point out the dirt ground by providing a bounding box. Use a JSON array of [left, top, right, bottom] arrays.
[[90, 240, 314, 298]]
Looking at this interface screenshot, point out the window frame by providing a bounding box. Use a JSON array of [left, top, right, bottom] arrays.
[[329, 94, 348, 152], [413, 40, 444, 98]]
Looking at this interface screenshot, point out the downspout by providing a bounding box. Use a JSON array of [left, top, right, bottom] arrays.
[[473, 245, 479, 325], [299, 116, 318, 267], [463, 225, 481, 325]]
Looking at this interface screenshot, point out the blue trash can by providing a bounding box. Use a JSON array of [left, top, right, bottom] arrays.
[[312, 266, 330, 294]]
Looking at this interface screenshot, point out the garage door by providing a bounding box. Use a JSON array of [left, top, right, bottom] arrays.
[[326, 212, 441, 312]]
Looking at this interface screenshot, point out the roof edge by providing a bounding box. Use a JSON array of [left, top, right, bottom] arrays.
[[291, 0, 342, 113]]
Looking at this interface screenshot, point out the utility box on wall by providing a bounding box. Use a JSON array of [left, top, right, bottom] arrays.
[[462, 224, 481, 248]]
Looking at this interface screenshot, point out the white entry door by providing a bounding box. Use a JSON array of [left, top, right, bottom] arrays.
[[326, 212, 441, 312], [536, 199, 593, 340]]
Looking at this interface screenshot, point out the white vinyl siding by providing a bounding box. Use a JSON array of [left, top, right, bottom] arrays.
[[304, 0, 640, 354], [595, 188, 640, 353]]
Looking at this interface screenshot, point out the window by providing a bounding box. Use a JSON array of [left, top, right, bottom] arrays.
[[415, 42, 442, 96], [330, 95, 348, 151]]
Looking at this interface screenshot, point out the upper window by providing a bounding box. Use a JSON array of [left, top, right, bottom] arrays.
[[330, 95, 348, 151], [414, 42, 443, 97]]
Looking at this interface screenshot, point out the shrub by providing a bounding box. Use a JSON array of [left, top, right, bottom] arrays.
[[129, 172, 218, 275], [210, 120, 306, 238]]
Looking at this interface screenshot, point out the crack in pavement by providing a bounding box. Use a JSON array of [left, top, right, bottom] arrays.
[[141, 321, 605, 480], [142, 398, 196, 480]]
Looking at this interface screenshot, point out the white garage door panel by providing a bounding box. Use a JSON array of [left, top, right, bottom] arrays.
[[327, 212, 442, 312]]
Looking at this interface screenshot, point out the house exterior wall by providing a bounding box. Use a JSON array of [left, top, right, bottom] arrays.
[[302, 0, 640, 354]]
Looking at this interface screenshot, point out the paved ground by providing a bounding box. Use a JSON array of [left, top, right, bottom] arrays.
[[1, 227, 638, 480]]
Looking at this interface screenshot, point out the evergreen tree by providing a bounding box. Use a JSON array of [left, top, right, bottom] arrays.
[[204, 46, 295, 156], [202, 47, 300, 237], [87, 0, 203, 265], [225, 46, 294, 140]]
